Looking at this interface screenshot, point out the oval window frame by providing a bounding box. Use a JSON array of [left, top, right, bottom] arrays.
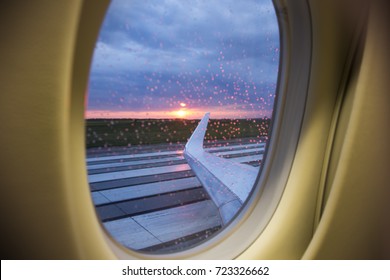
[[83, 0, 313, 259]]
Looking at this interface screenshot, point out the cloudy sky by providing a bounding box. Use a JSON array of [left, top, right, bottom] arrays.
[[86, 0, 279, 119]]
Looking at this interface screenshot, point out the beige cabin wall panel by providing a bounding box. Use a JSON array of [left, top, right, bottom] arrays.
[[304, 0, 390, 259], [0, 0, 111, 259]]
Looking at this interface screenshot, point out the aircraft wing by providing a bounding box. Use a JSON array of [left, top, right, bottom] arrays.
[[183, 113, 259, 224]]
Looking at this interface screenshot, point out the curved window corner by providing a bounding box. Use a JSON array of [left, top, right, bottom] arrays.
[[85, 0, 284, 257]]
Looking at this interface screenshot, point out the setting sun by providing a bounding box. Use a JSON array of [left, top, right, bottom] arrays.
[[174, 109, 188, 118]]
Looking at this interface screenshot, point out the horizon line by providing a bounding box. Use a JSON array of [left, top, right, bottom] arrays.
[[85, 116, 272, 120]]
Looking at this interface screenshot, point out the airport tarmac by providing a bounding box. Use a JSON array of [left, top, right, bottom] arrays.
[[86, 138, 265, 253]]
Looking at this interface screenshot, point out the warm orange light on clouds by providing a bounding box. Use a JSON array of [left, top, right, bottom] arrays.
[[86, 106, 272, 119]]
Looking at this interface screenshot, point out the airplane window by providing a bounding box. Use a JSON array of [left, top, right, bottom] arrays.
[[86, 0, 279, 254]]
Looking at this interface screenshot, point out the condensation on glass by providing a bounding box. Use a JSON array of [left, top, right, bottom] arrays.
[[86, 0, 279, 253]]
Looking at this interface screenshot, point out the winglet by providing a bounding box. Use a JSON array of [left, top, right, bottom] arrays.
[[184, 113, 258, 225]]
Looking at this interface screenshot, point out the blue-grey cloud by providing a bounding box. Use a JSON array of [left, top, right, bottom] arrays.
[[88, 0, 279, 117]]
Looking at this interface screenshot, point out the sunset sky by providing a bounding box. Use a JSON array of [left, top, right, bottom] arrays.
[[86, 0, 279, 119]]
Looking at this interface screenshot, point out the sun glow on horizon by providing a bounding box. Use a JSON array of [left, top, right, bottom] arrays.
[[173, 109, 188, 118], [85, 107, 273, 120]]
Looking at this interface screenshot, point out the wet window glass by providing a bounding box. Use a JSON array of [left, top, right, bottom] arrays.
[[86, 0, 279, 253]]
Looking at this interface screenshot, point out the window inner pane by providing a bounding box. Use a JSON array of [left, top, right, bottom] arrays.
[[86, 0, 279, 254]]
